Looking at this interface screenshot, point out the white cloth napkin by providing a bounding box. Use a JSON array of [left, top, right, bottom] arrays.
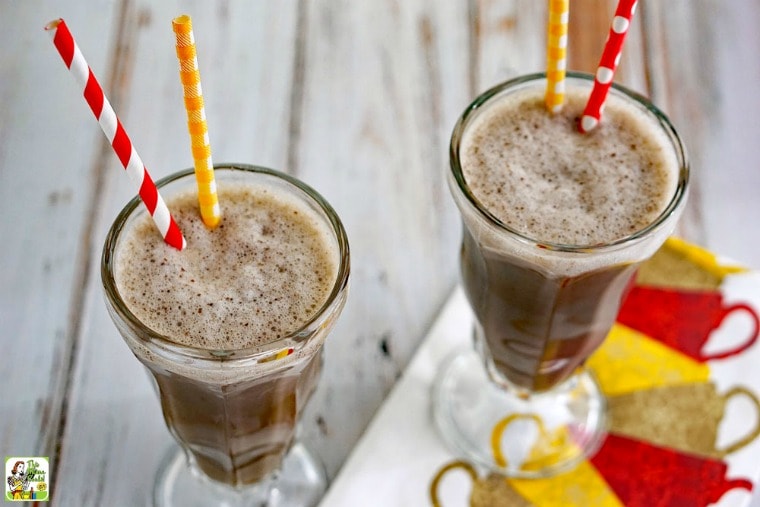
[[319, 287, 472, 506]]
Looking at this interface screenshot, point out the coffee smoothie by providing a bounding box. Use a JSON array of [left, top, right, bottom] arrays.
[[115, 183, 338, 351], [104, 166, 349, 487], [453, 76, 684, 392]]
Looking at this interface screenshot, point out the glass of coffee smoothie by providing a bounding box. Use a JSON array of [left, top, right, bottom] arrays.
[[435, 73, 689, 477], [102, 164, 350, 506]]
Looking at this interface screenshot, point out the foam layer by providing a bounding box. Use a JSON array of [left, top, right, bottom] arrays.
[[461, 85, 678, 246], [114, 182, 339, 351]]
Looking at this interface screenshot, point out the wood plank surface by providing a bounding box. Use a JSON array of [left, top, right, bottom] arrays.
[[0, 0, 121, 486], [52, 2, 302, 505], [293, 0, 470, 476], [1, 1, 759, 505]]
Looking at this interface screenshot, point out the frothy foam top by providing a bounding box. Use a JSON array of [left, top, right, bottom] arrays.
[[460, 85, 678, 246], [114, 182, 339, 350]]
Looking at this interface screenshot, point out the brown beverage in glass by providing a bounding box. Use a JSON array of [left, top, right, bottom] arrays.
[[102, 165, 349, 503], [436, 73, 688, 477], [450, 73, 688, 394]]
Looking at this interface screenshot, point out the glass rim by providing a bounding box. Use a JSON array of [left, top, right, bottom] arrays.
[[101, 163, 351, 362], [449, 71, 690, 253]]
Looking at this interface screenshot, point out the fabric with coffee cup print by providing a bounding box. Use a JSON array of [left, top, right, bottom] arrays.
[[617, 286, 759, 361], [429, 238, 760, 506]]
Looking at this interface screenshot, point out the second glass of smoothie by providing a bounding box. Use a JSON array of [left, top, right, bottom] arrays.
[[102, 164, 350, 506], [435, 73, 689, 477]]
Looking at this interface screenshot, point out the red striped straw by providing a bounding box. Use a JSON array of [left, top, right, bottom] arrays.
[[45, 18, 186, 250], [578, 0, 638, 133]]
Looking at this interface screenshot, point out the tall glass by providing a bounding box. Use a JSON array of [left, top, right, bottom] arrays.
[[102, 165, 350, 506], [434, 73, 689, 477]]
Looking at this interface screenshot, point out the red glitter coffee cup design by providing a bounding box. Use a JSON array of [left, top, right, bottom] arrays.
[[617, 286, 760, 361], [590, 433, 753, 506]]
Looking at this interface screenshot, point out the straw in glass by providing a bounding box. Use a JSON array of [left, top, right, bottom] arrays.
[[545, 0, 570, 113], [579, 0, 639, 133], [46, 18, 186, 250], [172, 15, 220, 228]]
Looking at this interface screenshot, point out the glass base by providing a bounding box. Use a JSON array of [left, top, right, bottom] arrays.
[[153, 443, 327, 507], [433, 348, 606, 478]]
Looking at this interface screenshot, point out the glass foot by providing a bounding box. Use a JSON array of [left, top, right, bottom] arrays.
[[433, 348, 606, 478], [153, 442, 327, 507]]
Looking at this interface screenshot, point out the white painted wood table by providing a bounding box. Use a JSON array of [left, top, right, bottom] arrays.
[[2, 1, 759, 505]]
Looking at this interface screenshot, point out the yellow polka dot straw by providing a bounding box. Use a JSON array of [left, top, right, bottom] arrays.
[[545, 0, 569, 113], [172, 15, 220, 228]]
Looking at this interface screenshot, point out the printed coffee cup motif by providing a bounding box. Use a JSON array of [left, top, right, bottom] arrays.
[[617, 286, 760, 361], [430, 412, 621, 507], [508, 459, 624, 507], [590, 433, 753, 507], [490, 413, 579, 472], [635, 237, 746, 291], [471, 474, 534, 507], [429, 461, 532, 507], [608, 382, 760, 459], [587, 323, 710, 397], [429, 459, 622, 507]]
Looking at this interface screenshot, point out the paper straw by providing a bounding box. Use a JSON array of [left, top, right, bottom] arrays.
[[578, 0, 639, 133], [545, 0, 569, 113], [45, 19, 186, 250], [172, 15, 220, 229]]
